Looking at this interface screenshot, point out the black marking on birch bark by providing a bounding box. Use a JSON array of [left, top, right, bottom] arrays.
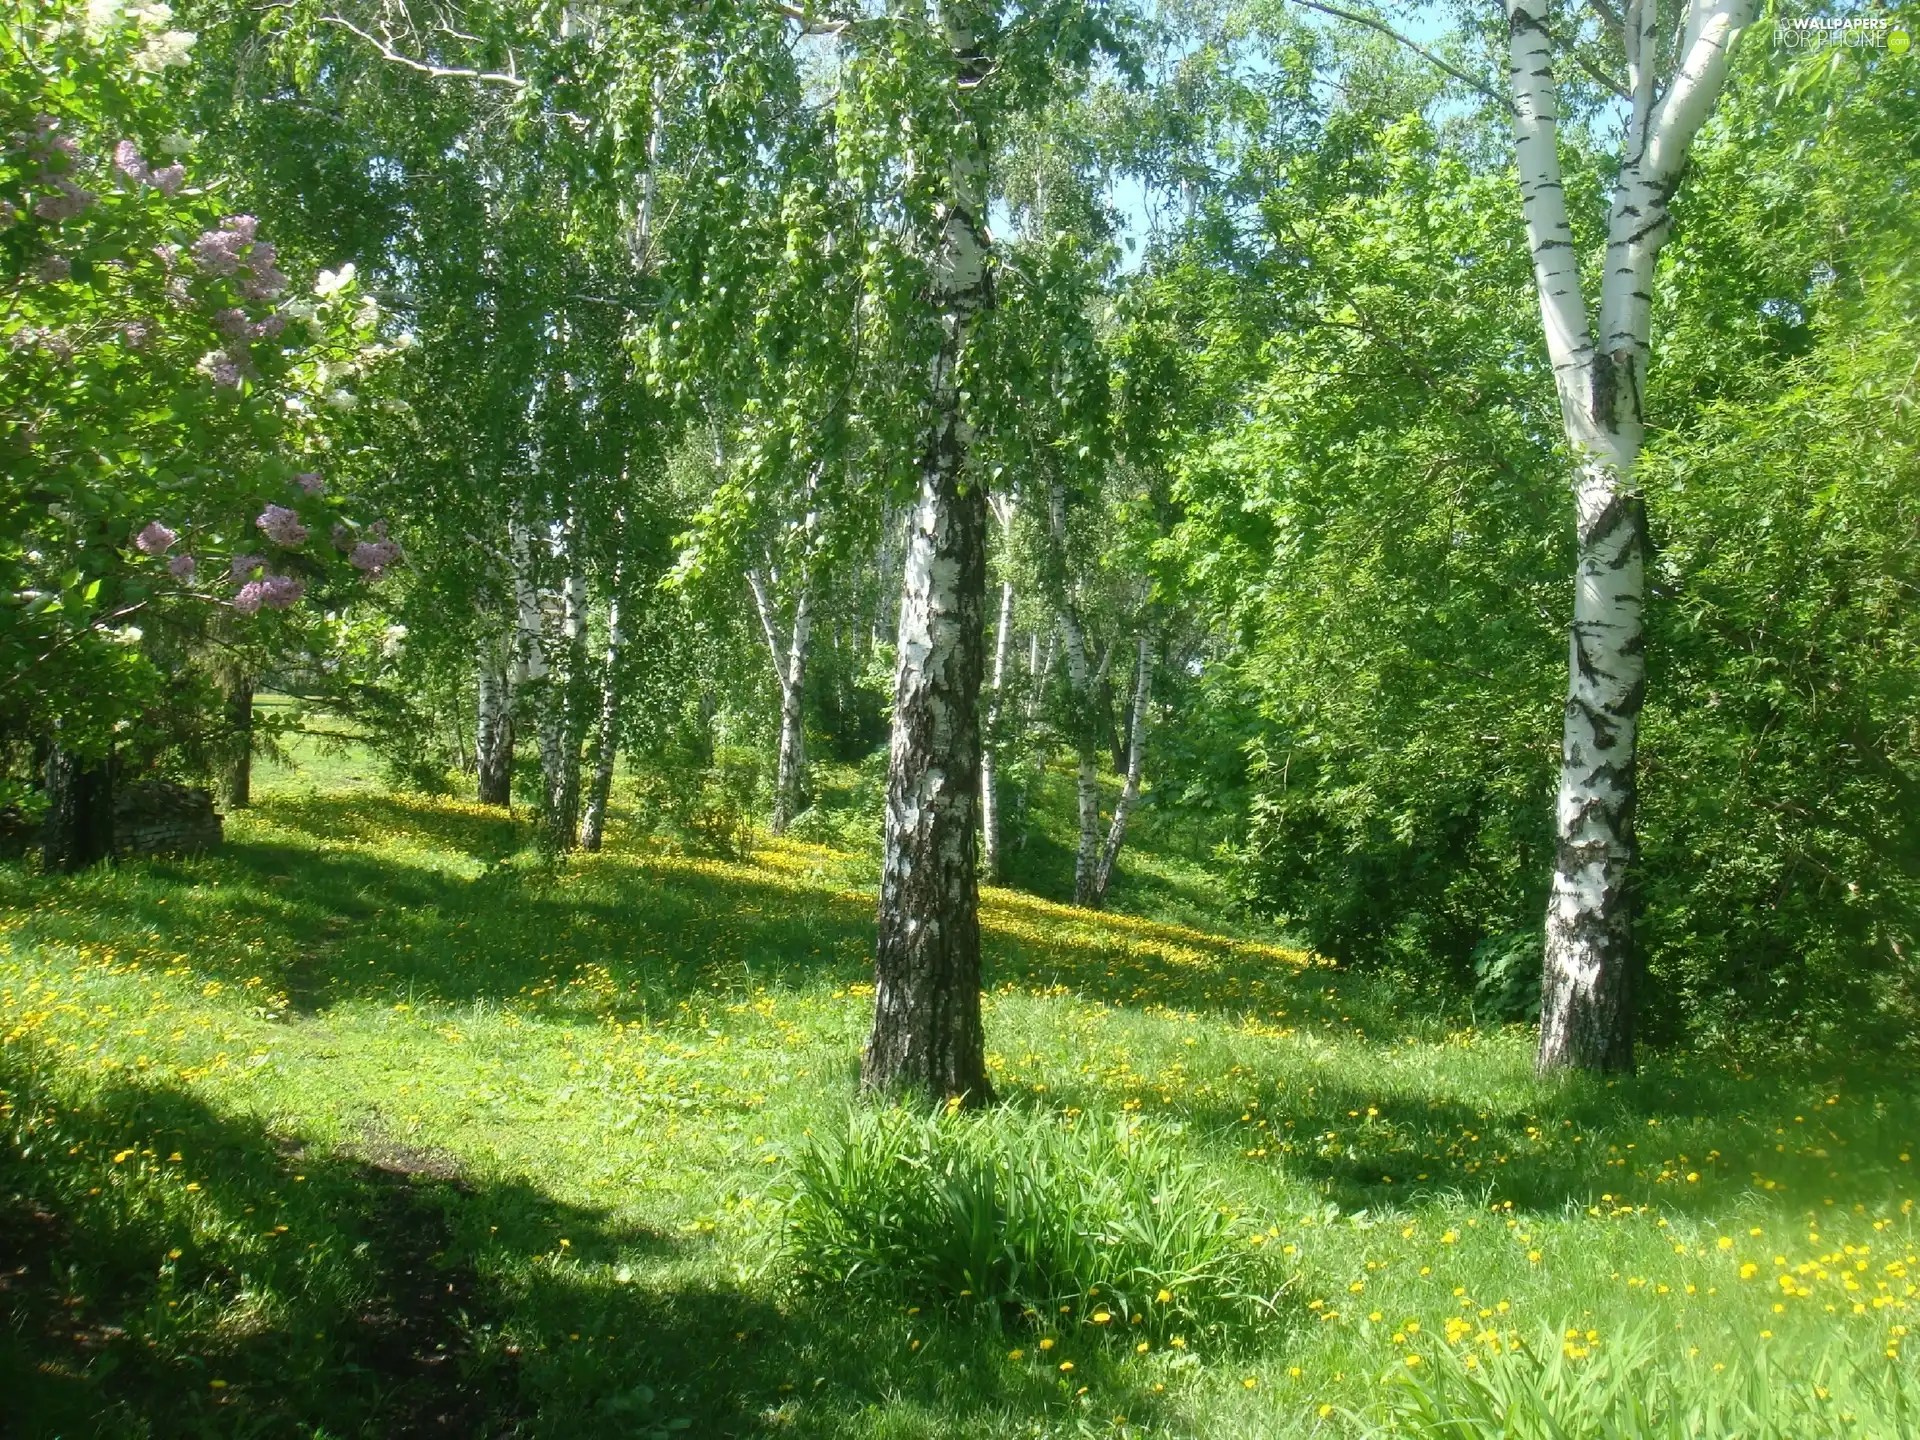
[[1576, 490, 1644, 550]]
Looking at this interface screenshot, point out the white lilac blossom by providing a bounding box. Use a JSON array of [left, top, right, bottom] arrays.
[[229, 553, 265, 579], [167, 553, 196, 578], [292, 471, 324, 496], [134, 521, 176, 554], [256, 504, 308, 546], [131, 28, 196, 71]]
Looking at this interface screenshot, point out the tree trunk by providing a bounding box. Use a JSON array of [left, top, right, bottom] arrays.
[[750, 570, 812, 836], [1505, 0, 1753, 1073], [980, 577, 1014, 883], [863, 14, 995, 1107], [1057, 609, 1103, 907], [475, 627, 515, 807], [578, 581, 624, 852], [1091, 632, 1152, 907], [537, 514, 588, 852], [42, 744, 114, 872], [224, 677, 254, 810]]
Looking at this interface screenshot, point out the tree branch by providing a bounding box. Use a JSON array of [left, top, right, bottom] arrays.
[[774, 3, 849, 35], [1286, 0, 1518, 115], [318, 15, 527, 88]]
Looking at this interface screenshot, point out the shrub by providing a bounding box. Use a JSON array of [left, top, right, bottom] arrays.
[[781, 1105, 1286, 1340], [633, 744, 760, 859]]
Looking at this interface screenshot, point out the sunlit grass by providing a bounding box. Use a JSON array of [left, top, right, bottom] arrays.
[[2, 766, 1915, 1436]]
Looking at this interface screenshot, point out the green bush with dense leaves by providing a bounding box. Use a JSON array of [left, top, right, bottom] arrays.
[[783, 1105, 1287, 1340]]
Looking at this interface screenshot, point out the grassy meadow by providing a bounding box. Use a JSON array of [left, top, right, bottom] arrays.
[[2, 745, 1917, 1437]]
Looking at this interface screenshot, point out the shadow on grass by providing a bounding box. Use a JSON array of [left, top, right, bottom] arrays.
[[0, 1043, 1180, 1439], [1032, 1050, 1920, 1222], [3, 788, 1334, 1034]]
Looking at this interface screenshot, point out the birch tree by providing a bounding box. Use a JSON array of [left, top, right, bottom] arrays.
[[1504, 0, 1756, 1072]]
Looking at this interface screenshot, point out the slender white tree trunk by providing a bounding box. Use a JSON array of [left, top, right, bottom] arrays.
[[749, 568, 813, 836], [1057, 606, 1103, 906], [531, 505, 586, 851], [578, 561, 625, 851], [1092, 632, 1152, 907], [863, 8, 995, 1106], [1506, 0, 1753, 1073], [980, 575, 1015, 882]]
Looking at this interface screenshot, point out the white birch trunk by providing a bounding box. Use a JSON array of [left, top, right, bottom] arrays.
[[578, 565, 625, 852], [980, 575, 1015, 882], [1506, 0, 1753, 1073], [533, 505, 586, 851], [749, 568, 813, 836], [1092, 632, 1153, 906], [863, 6, 996, 1106], [1056, 606, 1104, 907]]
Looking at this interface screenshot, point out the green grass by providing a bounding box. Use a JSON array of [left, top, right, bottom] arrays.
[[1, 752, 1916, 1437]]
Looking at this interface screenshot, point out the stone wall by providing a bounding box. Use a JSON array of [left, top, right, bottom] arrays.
[[113, 781, 222, 859]]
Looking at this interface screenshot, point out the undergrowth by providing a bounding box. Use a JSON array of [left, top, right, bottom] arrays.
[[783, 1106, 1289, 1341]]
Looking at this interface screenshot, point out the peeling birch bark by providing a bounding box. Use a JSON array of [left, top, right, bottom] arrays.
[[1506, 0, 1753, 1073], [863, 8, 995, 1107]]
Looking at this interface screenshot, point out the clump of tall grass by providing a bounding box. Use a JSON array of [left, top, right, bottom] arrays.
[[781, 1104, 1288, 1340], [1381, 1322, 1920, 1439]]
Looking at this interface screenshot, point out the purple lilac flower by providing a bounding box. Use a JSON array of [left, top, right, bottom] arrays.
[[258, 575, 304, 610], [292, 471, 324, 496], [152, 242, 178, 269], [148, 163, 185, 197], [256, 504, 308, 546], [230, 553, 265, 579], [33, 255, 71, 284], [214, 307, 249, 338], [33, 178, 95, 221], [191, 216, 251, 275], [192, 216, 287, 300], [233, 580, 265, 615], [121, 319, 154, 349], [349, 539, 403, 580], [168, 553, 196, 578], [113, 140, 150, 185], [134, 521, 177, 555], [252, 313, 286, 339], [207, 355, 242, 388], [330, 523, 353, 551], [239, 241, 287, 301]]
